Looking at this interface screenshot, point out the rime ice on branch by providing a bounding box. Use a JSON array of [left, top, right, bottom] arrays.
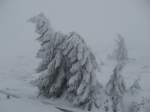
[[29, 13, 103, 111]]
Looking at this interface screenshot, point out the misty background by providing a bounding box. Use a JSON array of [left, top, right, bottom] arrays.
[[0, 0, 149, 87]]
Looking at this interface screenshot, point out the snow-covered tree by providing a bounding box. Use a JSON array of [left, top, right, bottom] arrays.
[[110, 34, 128, 66], [28, 13, 57, 73], [29, 13, 103, 111], [106, 64, 126, 112], [129, 78, 142, 95]]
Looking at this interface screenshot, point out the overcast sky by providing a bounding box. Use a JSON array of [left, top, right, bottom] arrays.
[[0, 0, 149, 64]]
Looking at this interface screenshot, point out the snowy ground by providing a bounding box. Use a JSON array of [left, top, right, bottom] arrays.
[[0, 56, 89, 112], [0, 56, 62, 112], [0, 53, 149, 112]]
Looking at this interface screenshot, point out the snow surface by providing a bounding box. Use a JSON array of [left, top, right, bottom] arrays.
[[0, 52, 149, 112], [0, 56, 90, 112]]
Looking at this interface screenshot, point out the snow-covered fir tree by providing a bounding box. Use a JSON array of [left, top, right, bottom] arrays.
[[28, 13, 57, 73], [106, 64, 126, 112], [109, 34, 128, 66], [29, 13, 103, 111]]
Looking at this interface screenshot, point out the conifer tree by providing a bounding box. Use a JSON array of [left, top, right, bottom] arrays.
[[106, 64, 126, 112], [109, 34, 128, 66], [29, 13, 103, 111]]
